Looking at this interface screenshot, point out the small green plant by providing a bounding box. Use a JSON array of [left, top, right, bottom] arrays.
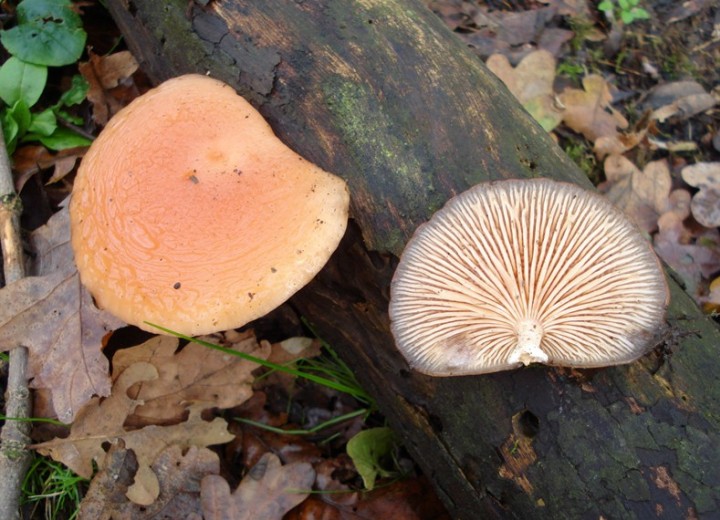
[[598, 0, 650, 25], [22, 454, 87, 520], [564, 141, 600, 184], [346, 427, 401, 490], [557, 60, 585, 81], [0, 0, 91, 154], [567, 16, 597, 52]]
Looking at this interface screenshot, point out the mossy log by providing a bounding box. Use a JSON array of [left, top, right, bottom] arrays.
[[104, 1, 720, 518]]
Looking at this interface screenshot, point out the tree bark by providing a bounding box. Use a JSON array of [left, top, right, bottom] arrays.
[[105, 1, 720, 518]]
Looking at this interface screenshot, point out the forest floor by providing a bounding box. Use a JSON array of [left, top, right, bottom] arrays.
[[0, 0, 718, 519]]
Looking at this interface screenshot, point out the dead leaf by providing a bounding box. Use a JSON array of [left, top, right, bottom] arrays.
[[647, 81, 717, 122], [286, 476, 451, 520], [112, 331, 271, 427], [0, 206, 124, 422], [558, 75, 628, 143], [12, 145, 87, 192], [80, 444, 219, 520], [647, 136, 698, 153], [267, 336, 321, 365], [600, 156, 671, 232], [80, 50, 139, 125], [460, 5, 561, 61], [701, 276, 720, 313], [201, 452, 315, 520], [594, 128, 647, 159], [33, 362, 234, 506], [654, 201, 720, 297], [665, 0, 715, 23], [94, 50, 139, 89], [544, 0, 591, 18], [681, 162, 720, 227], [486, 50, 562, 132], [78, 441, 139, 520]]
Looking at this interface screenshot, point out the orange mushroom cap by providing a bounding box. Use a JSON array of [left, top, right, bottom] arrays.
[[70, 74, 349, 336]]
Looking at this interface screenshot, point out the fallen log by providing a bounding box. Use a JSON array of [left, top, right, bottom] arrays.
[[104, 1, 720, 518]]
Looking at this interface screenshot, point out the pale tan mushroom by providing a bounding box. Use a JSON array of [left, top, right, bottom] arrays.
[[389, 178, 668, 376], [70, 74, 349, 336]]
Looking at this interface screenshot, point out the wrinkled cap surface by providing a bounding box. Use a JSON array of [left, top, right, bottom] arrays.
[[70, 74, 349, 336], [389, 178, 668, 376]]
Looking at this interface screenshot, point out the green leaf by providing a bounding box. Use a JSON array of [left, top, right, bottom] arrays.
[[598, 0, 614, 13], [24, 127, 91, 151], [28, 108, 57, 136], [8, 99, 31, 137], [0, 0, 87, 66], [54, 108, 83, 126], [0, 57, 47, 107], [631, 7, 650, 19], [16, 0, 83, 29], [346, 427, 397, 490], [57, 75, 88, 107], [1, 109, 20, 153]]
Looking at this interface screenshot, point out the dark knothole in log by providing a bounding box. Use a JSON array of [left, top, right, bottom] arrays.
[[516, 410, 539, 439]]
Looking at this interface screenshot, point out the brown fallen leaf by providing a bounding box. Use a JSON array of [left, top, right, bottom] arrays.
[[33, 362, 234, 506], [654, 194, 720, 297], [646, 81, 717, 122], [112, 331, 271, 428], [201, 452, 315, 520], [79, 50, 139, 125], [12, 145, 87, 192], [558, 75, 628, 145], [701, 276, 720, 314], [0, 206, 124, 422], [681, 162, 720, 228], [600, 156, 671, 232], [594, 127, 647, 159], [78, 440, 139, 520], [486, 50, 563, 132], [80, 444, 219, 520], [266, 336, 321, 365], [286, 476, 451, 520]]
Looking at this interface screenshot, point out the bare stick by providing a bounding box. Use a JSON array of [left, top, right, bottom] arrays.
[[0, 135, 31, 520]]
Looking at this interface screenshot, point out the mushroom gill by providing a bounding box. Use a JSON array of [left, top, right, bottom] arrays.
[[389, 178, 669, 376]]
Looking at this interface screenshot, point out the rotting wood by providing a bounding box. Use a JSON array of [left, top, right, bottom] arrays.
[[104, 1, 720, 518]]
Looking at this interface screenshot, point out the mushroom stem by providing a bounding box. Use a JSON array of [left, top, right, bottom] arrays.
[[509, 320, 548, 366]]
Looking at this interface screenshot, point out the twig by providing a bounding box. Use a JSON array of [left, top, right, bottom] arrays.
[[0, 131, 31, 520]]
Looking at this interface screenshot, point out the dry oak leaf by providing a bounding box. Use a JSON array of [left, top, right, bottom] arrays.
[[78, 440, 139, 520], [80, 50, 139, 125], [681, 162, 720, 228], [654, 192, 720, 297], [112, 331, 271, 428], [486, 50, 562, 132], [80, 444, 219, 520], [600, 155, 671, 232], [33, 362, 234, 506], [201, 452, 315, 520], [558, 75, 628, 144], [0, 206, 124, 423]]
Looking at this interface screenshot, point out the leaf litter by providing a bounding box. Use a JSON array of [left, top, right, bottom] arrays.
[[32, 362, 234, 505], [453, 2, 720, 309], [0, 205, 124, 423]]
